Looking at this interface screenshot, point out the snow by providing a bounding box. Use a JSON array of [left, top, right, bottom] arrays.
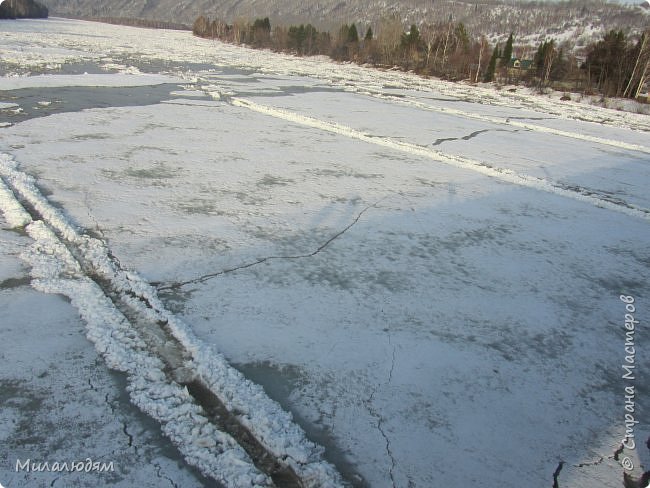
[[230, 96, 650, 219], [1, 18, 649, 488], [1, 17, 648, 127], [168, 89, 209, 98], [0, 217, 214, 487], [0, 179, 31, 228], [0, 160, 274, 487], [0, 152, 342, 487]]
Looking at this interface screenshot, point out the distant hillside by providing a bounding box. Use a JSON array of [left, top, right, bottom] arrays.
[[40, 0, 648, 45], [0, 0, 48, 18]]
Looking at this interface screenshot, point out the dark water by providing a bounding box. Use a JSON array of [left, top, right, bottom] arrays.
[[0, 48, 347, 128], [0, 60, 110, 77], [235, 361, 367, 488], [0, 55, 253, 126], [0, 83, 184, 125]]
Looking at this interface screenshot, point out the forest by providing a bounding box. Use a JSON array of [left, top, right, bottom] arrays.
[[192, 14, 650, 100]]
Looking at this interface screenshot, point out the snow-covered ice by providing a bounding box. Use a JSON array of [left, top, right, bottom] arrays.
[[1, 17, 649, 488], [0, 210, 214, 487]]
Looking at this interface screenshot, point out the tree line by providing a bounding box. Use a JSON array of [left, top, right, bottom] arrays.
[[68, 16, 190, 31], [193, 15, 649, 100], [585, 30, 649, 98], [0, 0, 48, 19]]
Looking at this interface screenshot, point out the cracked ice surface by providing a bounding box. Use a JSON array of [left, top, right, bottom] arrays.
[[4, 95, 649, 487], [1, 18, 650, 488], [0, 216, 212, 488]]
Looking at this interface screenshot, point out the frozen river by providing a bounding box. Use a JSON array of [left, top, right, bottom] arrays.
[[1, 18, 649, 488]]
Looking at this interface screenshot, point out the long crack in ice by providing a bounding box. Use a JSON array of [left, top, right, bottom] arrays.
[[158, 199, 383, 291]]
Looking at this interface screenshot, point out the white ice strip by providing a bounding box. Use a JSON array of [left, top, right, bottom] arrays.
[[0, 153, 344, 487], [23, 221, 82, 279], [82, 248, 344, 485], [109, 277, 343, 486], [0, 178, 32, 228], [161, 99, 223, 108], [168, 89, 209, 97], [361, 90, 650, 155], [186, 346, 344, 487], [230, 97, 650, 222], [0, 155, 81, 240], [13, 219, 272, 487]]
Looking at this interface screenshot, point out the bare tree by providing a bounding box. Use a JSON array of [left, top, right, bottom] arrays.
[[377, 16, 403, 66], [420, 23, 439, 71], [624, 31, 650, 98], [441, 14, 453, 68], [475, 36, 488, 83]]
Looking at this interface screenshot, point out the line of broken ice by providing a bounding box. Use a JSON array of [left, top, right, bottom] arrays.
[[0, 178, 31, 228], [0, 160, 273, 487], [0, 153, 344, 488], [360, 90, 650, 155], [229, 97, 650, 223]]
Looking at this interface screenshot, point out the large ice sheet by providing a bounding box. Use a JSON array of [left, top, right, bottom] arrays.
[[244, 90, 650, 210], [2, 95, 648, 487]]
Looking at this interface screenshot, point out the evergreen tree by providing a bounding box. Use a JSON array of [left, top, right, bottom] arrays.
[[455, 23, 470, 53], [338, 24, 350, 44], [401, 24, 420, 48], [252, 17, 271, 32], [303, 24, 318, 54], [288, 24, 308, 52], [484, 46, 498, 82], [365, 26, 373, 42], [348, 23, 359, 43], [534, 41, 545, 70], [503, 33, 514, 62], [534, 39, 557, 85], [585, 30, 628, 96], [333, 23, 359, 60], [251, 17, 271, 46], [550, 48, 568, 81]]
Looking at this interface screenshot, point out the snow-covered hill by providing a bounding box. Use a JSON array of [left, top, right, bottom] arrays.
[[40, 0, 648, 45]]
